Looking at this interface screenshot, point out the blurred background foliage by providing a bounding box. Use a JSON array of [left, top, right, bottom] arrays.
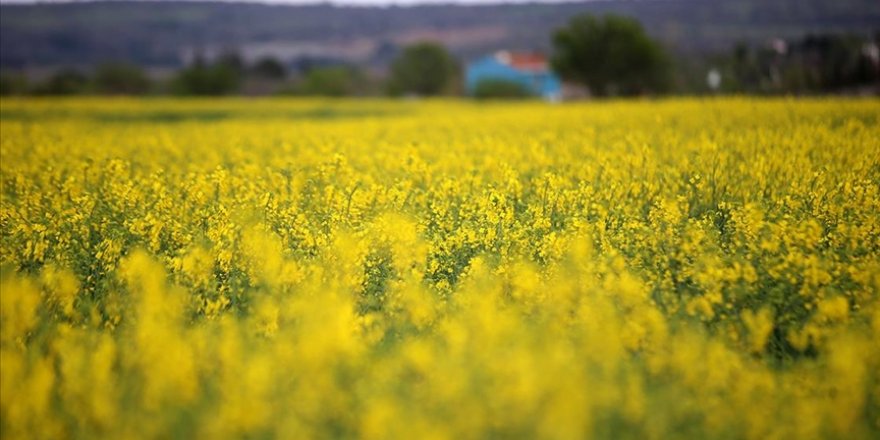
[[0, 0, 878, 98]]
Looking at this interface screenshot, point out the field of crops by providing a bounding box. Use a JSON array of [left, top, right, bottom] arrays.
[[1, 98, 878, 439]]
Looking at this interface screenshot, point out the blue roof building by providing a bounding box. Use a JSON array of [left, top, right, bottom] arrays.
[[465, 51, 562, 100]]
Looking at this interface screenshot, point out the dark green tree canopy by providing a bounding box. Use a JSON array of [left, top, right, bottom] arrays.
[[472, 79, 531, 100], [94, 62, 151, 95], [388, 42, 457, 96], [551, 14, 672, 96], [0, 73, 28, 96], [251, 57, 287, 80], [296, 66, 365, 97], [35, 69, 90, 95], [171, 54, 242, 96]]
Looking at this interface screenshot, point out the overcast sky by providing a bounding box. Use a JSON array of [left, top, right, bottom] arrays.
[[0, 0, 590, 5]]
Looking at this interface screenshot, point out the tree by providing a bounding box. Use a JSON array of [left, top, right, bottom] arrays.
[[0, 72, 28, 96], [94, 62, 151, 95], [388, 42, 457, 96], [171, 55, 241, 96], [472, 79, 531, 99], [296, 66, 365, 97], [551, 14, 672, 96], [35, 69, 90, 95], [215, 51, 246, 78], [251, 57, 287, 80]]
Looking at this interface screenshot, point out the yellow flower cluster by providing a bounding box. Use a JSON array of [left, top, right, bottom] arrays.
[[1, 97, 878, 438]]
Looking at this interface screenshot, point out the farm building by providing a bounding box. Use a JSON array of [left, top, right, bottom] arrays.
[[465, 51, 562, 100]]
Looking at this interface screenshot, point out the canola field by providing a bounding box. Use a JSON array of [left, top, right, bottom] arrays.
[[1, 98, 879, 439]]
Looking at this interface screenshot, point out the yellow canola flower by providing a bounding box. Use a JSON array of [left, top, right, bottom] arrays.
[[1, 274, 42, 347], [0, 98, 877, 439], [742, 308, 774, 354]]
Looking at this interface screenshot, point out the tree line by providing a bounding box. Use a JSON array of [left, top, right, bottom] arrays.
[[1, 14, 877, 98]]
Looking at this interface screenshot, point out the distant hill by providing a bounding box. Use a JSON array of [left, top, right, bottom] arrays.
[[2, 0, 878, 69]]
